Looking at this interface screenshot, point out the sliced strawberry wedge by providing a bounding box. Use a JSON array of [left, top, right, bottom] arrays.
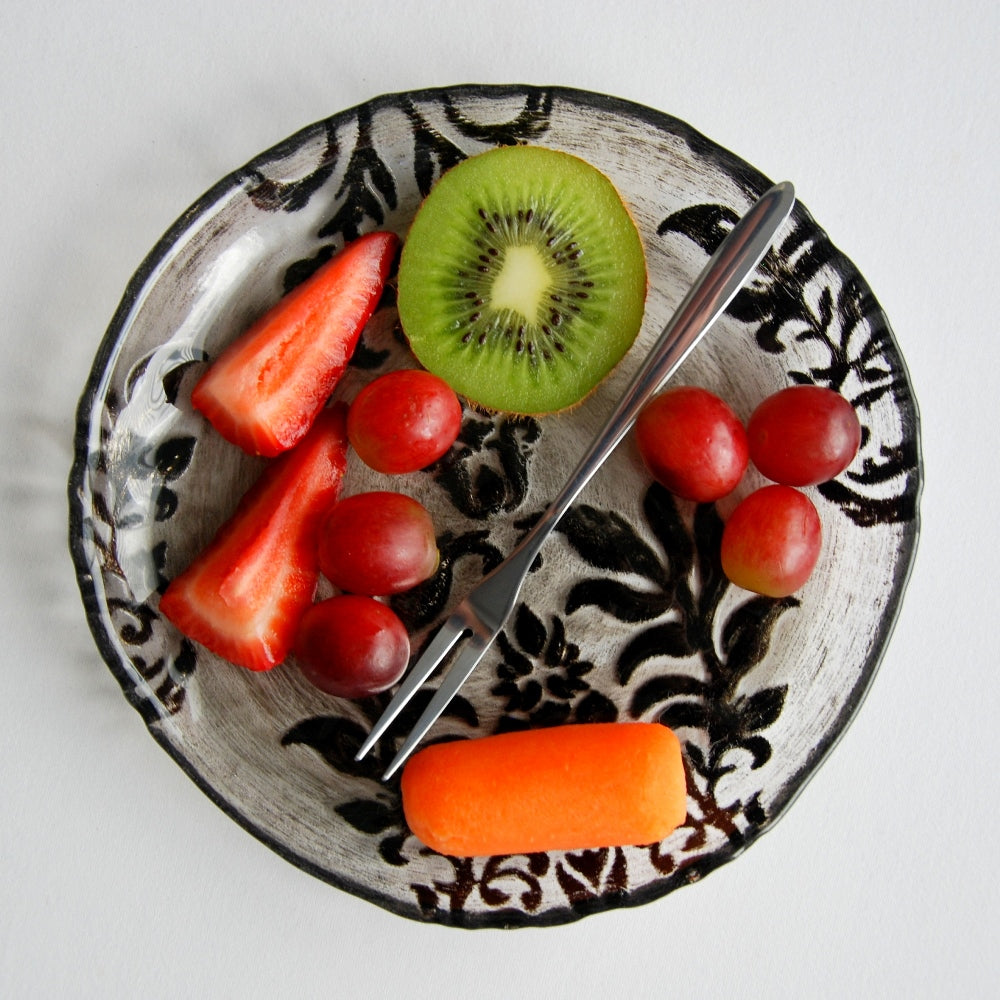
[[159, 405, 349, 671], [192, 230, 399, 457]]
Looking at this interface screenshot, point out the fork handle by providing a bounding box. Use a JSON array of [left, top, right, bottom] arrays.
[[511, 180, 795, 568]]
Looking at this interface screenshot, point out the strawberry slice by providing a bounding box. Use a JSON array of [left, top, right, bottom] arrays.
[[159, 405, 349, 671], [192, 230, 399, 457]]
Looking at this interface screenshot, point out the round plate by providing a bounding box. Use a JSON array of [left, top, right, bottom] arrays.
[[69, 85, 921, 927]]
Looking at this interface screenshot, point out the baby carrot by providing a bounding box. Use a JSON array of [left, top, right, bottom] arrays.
[[400, 722, 687, 857]]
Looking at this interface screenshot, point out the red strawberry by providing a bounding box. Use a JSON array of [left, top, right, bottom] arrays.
[[159, 405, 349, 671], [192, 230, 399, 457]]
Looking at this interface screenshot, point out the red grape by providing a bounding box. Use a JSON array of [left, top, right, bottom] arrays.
[[721, 485, 822, 597], [293, 595, 410, 698], [635, 386, 749, 502], [348, 369, 462, 473], [747, 385, 861, 487], [318, 491, 438, 596]]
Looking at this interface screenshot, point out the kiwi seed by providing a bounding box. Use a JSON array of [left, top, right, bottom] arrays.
[[396, 145, 647, 415]]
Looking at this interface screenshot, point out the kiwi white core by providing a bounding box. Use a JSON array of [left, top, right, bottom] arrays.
[[490, 245, 550, 322]]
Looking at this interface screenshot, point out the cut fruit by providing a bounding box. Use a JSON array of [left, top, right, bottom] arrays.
[[396, 146, 647, 415], [192, 230, 399, 457], [159, 405, 350, 671]]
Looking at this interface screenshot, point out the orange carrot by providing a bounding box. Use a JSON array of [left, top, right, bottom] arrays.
[[400, 722, 686, 856]]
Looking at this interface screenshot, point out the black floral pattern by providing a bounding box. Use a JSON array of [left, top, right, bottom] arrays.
[[404, 87, 555, 196], [560, 486, 795, 794], [240, 120, 340, 214]]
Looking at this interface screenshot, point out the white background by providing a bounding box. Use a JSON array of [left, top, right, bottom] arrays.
[[2, 1, 995, 996]]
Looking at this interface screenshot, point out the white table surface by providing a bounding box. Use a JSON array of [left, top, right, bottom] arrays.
[[2, 2, 995, 996]]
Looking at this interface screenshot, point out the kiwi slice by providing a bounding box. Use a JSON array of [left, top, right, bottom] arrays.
[[397, 145, 647, 414]]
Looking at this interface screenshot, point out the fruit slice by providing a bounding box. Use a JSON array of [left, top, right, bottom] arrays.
[[159, 405, 350, 671], [192, 230, 399, 456], [396, 146, 647, 414]]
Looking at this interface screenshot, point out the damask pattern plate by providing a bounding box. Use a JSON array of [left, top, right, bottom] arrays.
[[68, 85, 921, 927]]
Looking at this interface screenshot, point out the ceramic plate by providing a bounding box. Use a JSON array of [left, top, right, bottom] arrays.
[[69, 85, 921, 927]]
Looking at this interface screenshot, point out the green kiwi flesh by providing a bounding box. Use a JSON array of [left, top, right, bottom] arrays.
[[396, 145, 647, 415]]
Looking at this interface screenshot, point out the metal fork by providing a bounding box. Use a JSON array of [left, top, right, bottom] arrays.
[[357, 180, 796, 780]]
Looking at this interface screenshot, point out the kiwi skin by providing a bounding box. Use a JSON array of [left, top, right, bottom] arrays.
[[397, 145, 647, 416]]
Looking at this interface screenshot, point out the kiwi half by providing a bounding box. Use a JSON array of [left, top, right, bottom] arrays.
[[396, 145, 647, 415]]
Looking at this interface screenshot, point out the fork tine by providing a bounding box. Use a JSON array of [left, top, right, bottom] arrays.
[[354, 614, 468, 762], [381, 631, 494, 780]]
